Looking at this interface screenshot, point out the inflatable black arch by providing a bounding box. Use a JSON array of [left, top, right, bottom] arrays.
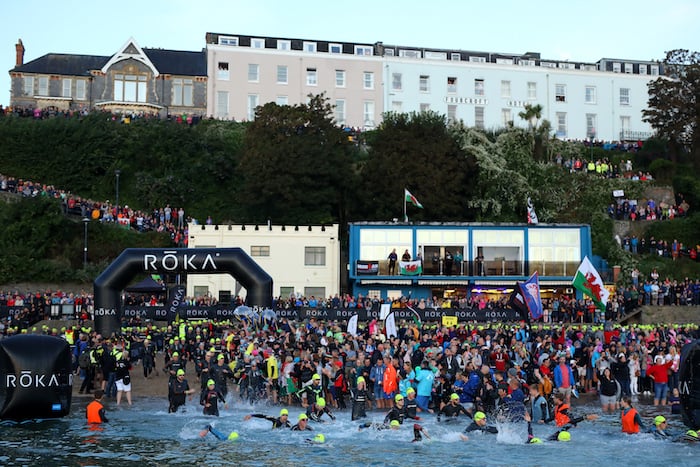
[[94, 248, 273, 337], [680, 340, 700, 430]]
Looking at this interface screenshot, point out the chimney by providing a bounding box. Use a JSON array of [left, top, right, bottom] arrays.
[[15, 39, 25, 67]]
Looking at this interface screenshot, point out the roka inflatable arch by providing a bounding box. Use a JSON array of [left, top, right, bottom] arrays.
[[679, 340, 700, 430], [94, 248, 273, 337]]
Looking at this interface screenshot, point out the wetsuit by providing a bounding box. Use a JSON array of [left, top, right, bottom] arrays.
[[169, 378, 191, 413], [404, 397, 419, 419], [307, 405, 336, 422], [249, 414, 291, 429], [291, 423, 314, 431], [299, 383, 323, 405], [358, 422, 393, 431], [437, 402, 471, 422], [384, 405, 407, 424], [464, 421, 498, 434], [204, 424, 229, 440], [200, 387, 225, 416], [351, 386, 371, 421]]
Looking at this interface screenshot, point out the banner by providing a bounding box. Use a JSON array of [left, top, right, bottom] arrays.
[[347, 314, 358, 336], [519, 272, 543, 320], [356, 260, 379, 275], [385, 312, 397, 338], [0, 306, 26, 319], [290, 306, 520, 322], [399, 260, 423, 276]]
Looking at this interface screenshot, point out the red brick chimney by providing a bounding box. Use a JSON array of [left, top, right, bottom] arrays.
[[15, 39, 25, 67]]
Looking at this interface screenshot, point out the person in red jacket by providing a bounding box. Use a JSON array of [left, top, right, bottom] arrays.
[[647, 355, 673, 406], [490, 345, 509, 372]]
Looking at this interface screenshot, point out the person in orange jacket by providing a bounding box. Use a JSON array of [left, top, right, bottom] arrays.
[[382, 355, 399, 400], [86, 389, 108, 424]]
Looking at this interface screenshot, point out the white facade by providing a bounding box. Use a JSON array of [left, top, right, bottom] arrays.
[[187, 224, 340, 301]]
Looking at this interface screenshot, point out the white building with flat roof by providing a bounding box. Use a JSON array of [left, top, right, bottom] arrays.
[[205, 32, 661, 140], [187, 223, 340, 302]]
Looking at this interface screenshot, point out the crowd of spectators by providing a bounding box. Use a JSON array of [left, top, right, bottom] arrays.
[[609, 192, 690, 222]]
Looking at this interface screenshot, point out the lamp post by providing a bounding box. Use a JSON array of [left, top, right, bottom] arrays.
[[82, 217, 89, 268], [115, 169, 121, 213]]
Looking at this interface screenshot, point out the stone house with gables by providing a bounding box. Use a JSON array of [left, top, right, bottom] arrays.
[[8, 38, 207, 116]]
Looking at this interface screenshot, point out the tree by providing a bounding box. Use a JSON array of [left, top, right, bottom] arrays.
[[518, 103, 552, 161], [235, 94, 354, 225], [643, 49, 700, 168]]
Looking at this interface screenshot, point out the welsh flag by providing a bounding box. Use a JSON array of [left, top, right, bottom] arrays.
[[572, 256, 610, 310], [405, 189, 423, 208], [399, 260, 422, 276]]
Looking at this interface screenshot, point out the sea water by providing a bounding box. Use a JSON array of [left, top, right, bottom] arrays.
[[0, 397, 697, 467]]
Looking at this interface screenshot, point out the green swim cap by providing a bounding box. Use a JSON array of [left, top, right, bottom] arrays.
[[280, 408, 289, 416], [169, 339, 174, 344], [450, 393, 459, 401], [298, 413, 308, 421], [357, 376, 365, 384], [654, 415, 666, 426], [313, 433, 325, 443], [312, 374, 321, 381], [395, 394, 404, 402], [390, 420, 400, 427], [558, 431, 571, 442], [176, 369, 185, 376], [316, 397, 326, 408], [172, 352, 179, 357], [686, 430, 698, 439], [217, 354, 225, 360], [228, 431, 239, 441], [406, 387, 415, 395], [529, 437, 542, 444], [473, 411, 486, 421], [207, 379, 215, 386]]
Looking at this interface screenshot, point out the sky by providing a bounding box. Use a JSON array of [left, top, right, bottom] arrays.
[[2, 0, 699, 107]]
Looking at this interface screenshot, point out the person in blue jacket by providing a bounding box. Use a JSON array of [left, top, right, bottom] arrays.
[[553, 355, 576, 405], [415, 360, 436, 413]]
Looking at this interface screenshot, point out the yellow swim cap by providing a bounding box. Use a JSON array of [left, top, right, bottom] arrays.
[[473, 411, 486, 421], [558, 431, 571, 442], [313, 433, 325, 443], [316, 397, 326, 408], [529, 437, 542, 444], [390, 420, 400, 427], [395, 394, 404, 402], [280, 408, 289, 416], [228, 431, 239, 441], [654, 415, 666, 426]]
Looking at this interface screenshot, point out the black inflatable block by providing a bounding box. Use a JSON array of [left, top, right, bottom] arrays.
[[0, 335, 73, 421], [680, 340, 700, 430]]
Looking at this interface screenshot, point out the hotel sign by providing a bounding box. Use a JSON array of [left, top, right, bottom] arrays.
[[444, 96, 488, 105]]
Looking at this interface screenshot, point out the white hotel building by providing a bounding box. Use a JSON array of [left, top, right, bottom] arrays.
[[205, 32, 661, 141]]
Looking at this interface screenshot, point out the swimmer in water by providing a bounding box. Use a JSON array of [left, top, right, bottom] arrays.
[[460, 411, 498, 441], [412, 424, 430, 442], [291, 413, 313, 431], [358, 419, 402, 431], [199, 424, 239, 441], [437, 393, 471, 422], [306, 397, 336, 422], [244, 408, 292, 429]]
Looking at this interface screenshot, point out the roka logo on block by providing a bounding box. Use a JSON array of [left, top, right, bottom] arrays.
[[5, 371, 60, 388], [143, 251, 218, 271]]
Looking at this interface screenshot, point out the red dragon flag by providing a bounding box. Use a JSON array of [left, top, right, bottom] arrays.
[[572, 256, 610, 310]]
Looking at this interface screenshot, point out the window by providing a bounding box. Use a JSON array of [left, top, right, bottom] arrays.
[[335, 99, 345, 125], [527, 82, 537, 100], [276, 95, 288, 106], [277, 40, 291, 51], [447, 105, 457, 123], [620, 115, 630, 132], [251, 246, 270, 256], [303, 41, 317, 52], [329, 43, 342, 54], [384, 49, 395, 56], [38, 76, 48, 95], [519, 59, 536, 66], [216, 91, 228, 118], [555, 84, 566, 102], [61, 78, 71, 98], [335, 70, 346, 87], [306, 68, 317, 86], [355, 45, 372, 56], [583, 64, 597, 71], [469, 56, 486, 63], [424, 51, 447, 60], [624, 63, 633, 74], [585, 86, 596, 104], [172, 78, 193, 106], [419, 75, 430, 92], [501, 80, 511, 98], [501, 108, 512, 127], [399, 49, 420, 58], [474, 79, 484, 96], [219, 36, 238, 46], [75, 79, 86, 100], [559, 62, 575, 70], [248, 63, 259, 82], [23, 76, 33, 95], [586, 113, 597, 138], [496, 58, 513, 65], [392, 72, 402, 91], [612, 62, 621, 73], [363, 100, 375, 127], [247, 94, 259, 120], [475, 106, 485, 129], [620, 88, 630, 106], [556, 112, 567, 137], [217, 62, 229, 80], [363, 72, 374, 89], [305, 246, 326, 266], [447, 77, 457, 93], [280, 286, 294, 298], [304, 287, 326, 298], [114, 74, 146, 102], [392, 101, 402, 112], [451, 53, 461, 61], [639, 64, 647, 75], [277, 65, 288, 84], [541, 62, 556, 68], [251, 38, 265, 49], [650, 65, 659, 76], [420, 103, 430, 112]]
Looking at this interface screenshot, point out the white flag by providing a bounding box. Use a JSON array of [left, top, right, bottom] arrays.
[[527, 197, 539, 224], [385, 312, 397, 338], [347, 314, 358, 337]]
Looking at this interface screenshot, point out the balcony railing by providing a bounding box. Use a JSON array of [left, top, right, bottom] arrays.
[[358, 259, 579, 277]]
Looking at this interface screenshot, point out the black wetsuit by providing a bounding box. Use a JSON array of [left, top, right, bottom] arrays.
[[169, 378, 190, 413], [351, 387, 371, 421], [384, 405, 406, 424], [291, 423, 313, 431], [249, 414, 291, 429], [200, 388, 225, 416], [307, 405, 336, 422], [404, 397, 419, 419], [464, 421, 498, 434], [437, 402, 471, 421]]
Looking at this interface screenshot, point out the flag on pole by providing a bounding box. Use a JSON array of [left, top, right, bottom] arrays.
[[518, 272, 543, 320], [385, 311, 397, 338], [527, 196, 539, 224], [572, 256, 610, 310], [405, 189, 423, 208], [347, 314, 358, 337], [508, 287, 529, 322], [406, 305, 422, 327]]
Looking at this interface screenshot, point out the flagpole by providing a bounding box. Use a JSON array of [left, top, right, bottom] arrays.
[[403, 189, 407, 222]]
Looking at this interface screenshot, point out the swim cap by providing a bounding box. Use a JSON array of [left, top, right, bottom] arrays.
[[298, 413, 308, 421], [280, 408, 289, 416], [210, 338, 215, 344], [686, 430, 698, 439], [390, 420, 400, 427], [169, 339, 174, 344], [313, 433, 325, 443], [473, 411, 486, 421], [172, 352, 179, 357], [654, 415, 666, 426], [395, 394, 404, 402], [207, 379, 215, 386], [217, 354, 225, 360], [316, 397, 326, 408], [529, 437, 542, 444], [406, 387, 415, 395], [357, 376, 365, 384], [450, 393, 459, 401], [557, 431, 571, 442], [228, 431, 239, 441], [176, 369, 185, 376], [312, 374, 321, 381], [146, 336, 151, 340]]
